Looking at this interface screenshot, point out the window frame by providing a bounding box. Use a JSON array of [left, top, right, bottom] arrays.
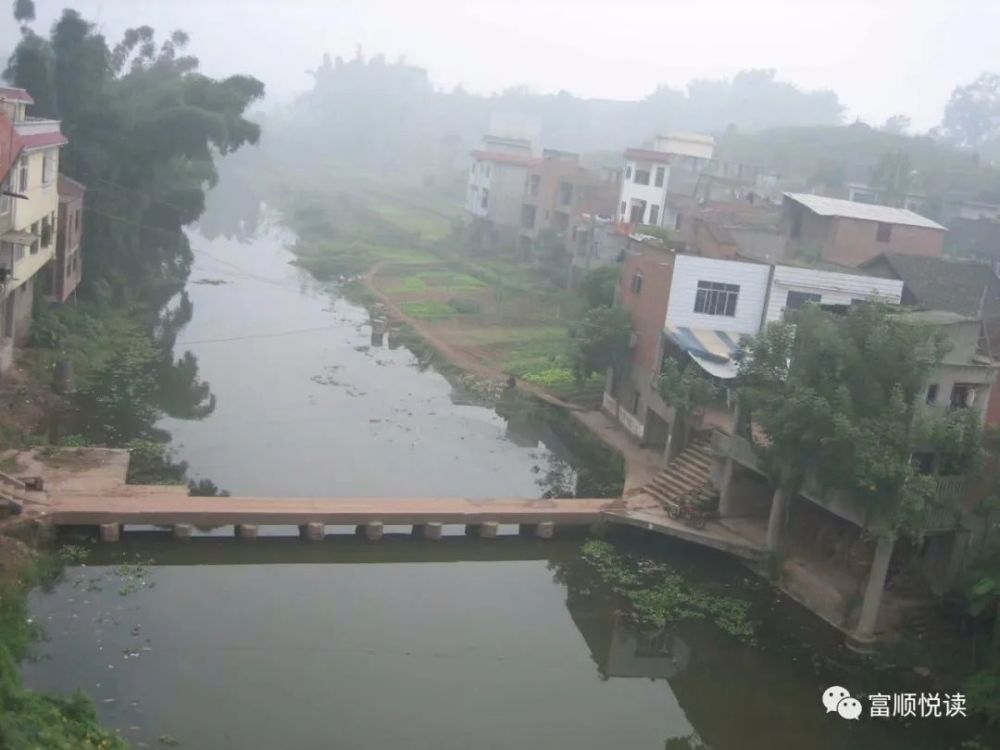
[[693, 280, 740, 317]]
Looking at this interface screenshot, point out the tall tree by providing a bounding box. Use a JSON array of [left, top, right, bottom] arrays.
[[942, 72, 1000, 148], [5, 9, 265, 302], [871, 149, 915, 207], [737, 304, 974, 535]]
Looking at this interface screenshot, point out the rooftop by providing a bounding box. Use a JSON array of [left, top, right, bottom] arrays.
[[470, 149, 538, 167], [784, 192, 946, 231], [864, 253, 1000, 319], [0, 87, 34, 104], [57, 174, 86, 202]]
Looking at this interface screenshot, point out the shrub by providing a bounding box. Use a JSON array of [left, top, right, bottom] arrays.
[[447, 298, 481, 314]]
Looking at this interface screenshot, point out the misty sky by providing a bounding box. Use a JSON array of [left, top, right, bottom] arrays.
[[2, 0, 998, 130]]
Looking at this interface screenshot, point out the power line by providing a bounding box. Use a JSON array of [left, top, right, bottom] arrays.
[[176, 324, 341, 346]]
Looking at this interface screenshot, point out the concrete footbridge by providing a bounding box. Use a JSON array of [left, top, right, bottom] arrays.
[[3, 448, 616, 542]]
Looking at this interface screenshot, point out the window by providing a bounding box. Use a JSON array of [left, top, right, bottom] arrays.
[[75, 210, 81, 231], [926, 384, 939, 405], [480, 188, 489, 210], [785, 291, 821, 312], [629, 200, 646, 224], [558, 181, 573, 206], [529, 174, 540, 197], [42, 152, 53, 184], [876, 222, 892, 242], [0, 177, 10, 215], [655, 166, 665, 187], [630, 271, 643, 295], [17, 158, 27, 192], [521, 204, 536, 229], [470, 163, 476, 176], [694, 281, 740, 317], [674, 214, 682, 231], [634, 169, 650, 185], [620, 200, 626, 216], [649, 204, 659, 225], [950, 384, 976, 409], [624, 165, 632, 179]]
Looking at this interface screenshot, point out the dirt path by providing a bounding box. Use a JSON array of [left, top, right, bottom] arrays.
[[363, 261, 583, 412]]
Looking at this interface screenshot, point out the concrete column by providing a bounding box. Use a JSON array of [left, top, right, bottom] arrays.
[[300, 522, 324, 541], [364, 522, 384, 541], [855, 535, 895, 642], [717, 457, 737, 517], [235, 524, 258, 540], [765, 488, 786, 552], [99, 523, 120, 543], [421, 522, 443, 540], [476, 521, 499, 538], [534, 521, 555, 540], [172, 523, 193, 541]]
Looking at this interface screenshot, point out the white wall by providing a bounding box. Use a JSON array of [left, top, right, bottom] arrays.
[[465, 160, 489, 217], [653, 134, 715, 160], [764, 266, 903, 323], [666, 255, 770, 335], [618, 159, 669, 225]]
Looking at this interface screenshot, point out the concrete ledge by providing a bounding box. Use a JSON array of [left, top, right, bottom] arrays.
[[235, 524, 258, 540], [99, 522, 120, 543], [604, 510, 767, 562], [172, 523, 193, 541], [299, 522, 324, 541]]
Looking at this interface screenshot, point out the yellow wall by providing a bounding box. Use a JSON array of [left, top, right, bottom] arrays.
[[14, 148, 60, 229], [9, 147, 60, 291]]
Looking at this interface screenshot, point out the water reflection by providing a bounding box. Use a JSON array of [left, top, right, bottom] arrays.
[[24, 533, 973, 750]]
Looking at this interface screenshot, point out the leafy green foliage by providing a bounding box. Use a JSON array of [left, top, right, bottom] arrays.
[[737, 304, 973, 534], [581, 540, 755, 640], [0, 552, 128, 749], [577, 266, 619, 311], [942, 72, 1000, 148], [5, 10, 264, 303], [570, 305, 631, 383], [870, 149, 914, 207], [657, 357, 721, 415]]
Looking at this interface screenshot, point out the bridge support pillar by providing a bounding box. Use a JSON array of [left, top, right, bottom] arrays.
[[534, 521, 555, 540], [465, 521, 500, 539], [420, 522, 443, 540], [99, 523, 120, 543], [173, 523, 193, 541], [300, 522, 324, 541], [364, 522, 384, 541], [235, 524, 258, 540]]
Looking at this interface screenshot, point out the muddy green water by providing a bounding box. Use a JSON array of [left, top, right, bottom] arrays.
[[21, 214, 977, 749]]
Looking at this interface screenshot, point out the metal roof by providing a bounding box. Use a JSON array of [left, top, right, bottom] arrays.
[[783, 192, 946, 230]]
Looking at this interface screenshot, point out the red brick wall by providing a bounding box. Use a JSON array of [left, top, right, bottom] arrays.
[[825, 218, 945, 267], [618, 245, 675, 374], [986, 382, 1000, 427]]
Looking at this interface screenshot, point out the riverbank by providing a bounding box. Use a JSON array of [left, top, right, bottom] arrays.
[[0, 533, 128, 748]]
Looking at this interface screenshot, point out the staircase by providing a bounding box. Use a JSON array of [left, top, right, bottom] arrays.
[[643, 438, 716, 508]]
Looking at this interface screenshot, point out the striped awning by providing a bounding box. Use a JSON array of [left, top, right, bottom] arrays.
[[664, 325, 742, 380]]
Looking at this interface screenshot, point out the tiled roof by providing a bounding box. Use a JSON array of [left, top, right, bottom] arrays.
[[18, 131, 67, 150], [784, 192, 946, 230], [866, 253, 1000, 318], [624, 147, 672, 164], [0, 87, 34, 104], [58, 174, 86, 201]]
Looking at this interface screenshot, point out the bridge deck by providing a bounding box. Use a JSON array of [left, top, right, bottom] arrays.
[[42, 495, 612, 527]]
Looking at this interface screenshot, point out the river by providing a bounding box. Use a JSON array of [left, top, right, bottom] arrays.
[[21, 213, 975, 749]]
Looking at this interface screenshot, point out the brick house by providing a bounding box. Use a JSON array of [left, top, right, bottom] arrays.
[[781, 192, 946, 267]]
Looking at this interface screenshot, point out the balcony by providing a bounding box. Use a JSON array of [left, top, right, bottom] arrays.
[[15, 117, 62, 136]]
